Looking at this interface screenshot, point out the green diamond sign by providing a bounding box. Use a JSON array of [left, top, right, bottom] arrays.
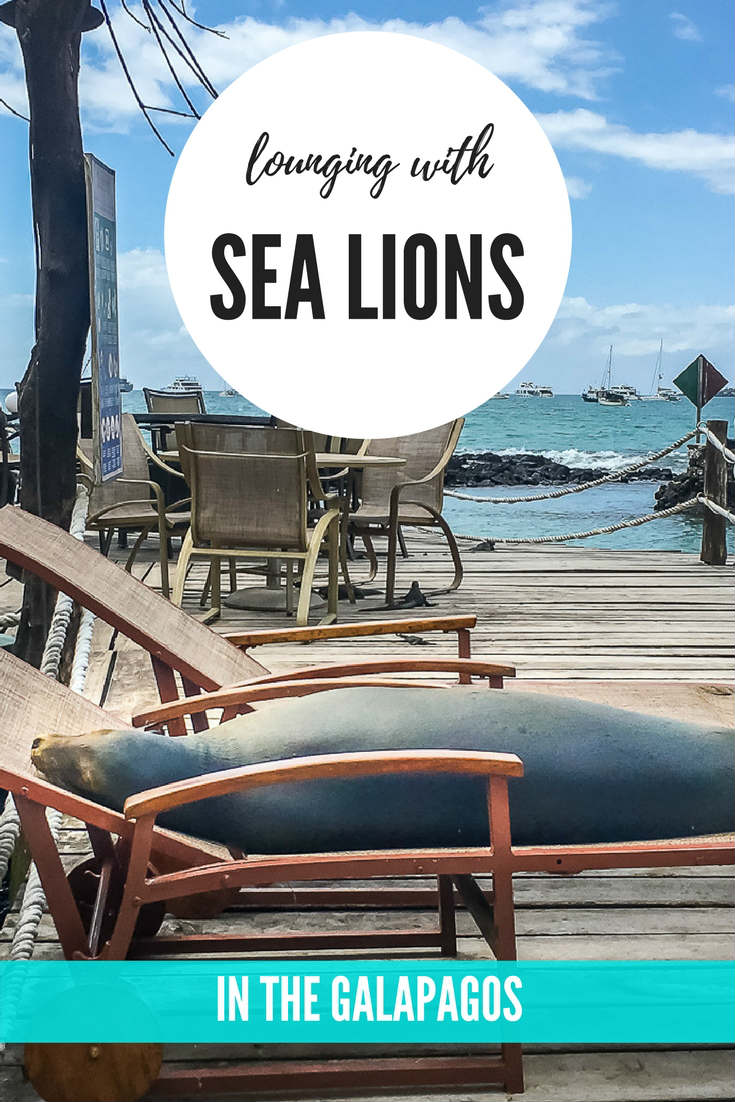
[[674, 355, 728, 408]]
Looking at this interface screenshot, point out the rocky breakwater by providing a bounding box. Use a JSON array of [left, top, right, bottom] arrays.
[[445, 451, 673, 488], [655, 440, 735, 513]]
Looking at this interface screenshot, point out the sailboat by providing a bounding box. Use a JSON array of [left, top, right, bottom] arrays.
[[639, 341, 680, 402], [598, 346, 628, 406]]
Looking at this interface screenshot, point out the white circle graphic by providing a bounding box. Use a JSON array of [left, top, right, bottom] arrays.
[[165, 32, 571, 437]]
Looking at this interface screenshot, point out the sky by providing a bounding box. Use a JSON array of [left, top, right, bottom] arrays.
[[0, 0, 733, 394]]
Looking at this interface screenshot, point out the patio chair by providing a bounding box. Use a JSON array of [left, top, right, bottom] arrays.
[[174, 442, 341, 626], [142, 385, 206, 452], [173, 422, 300, 602], [78, 414, 190, 598], [0, 644, 526, 1099], [350, 419, 465, 605]]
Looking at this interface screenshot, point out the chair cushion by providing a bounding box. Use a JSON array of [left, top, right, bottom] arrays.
[[32, 687, 734, 855]]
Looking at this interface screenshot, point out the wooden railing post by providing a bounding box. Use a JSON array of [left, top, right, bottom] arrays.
[[700, 419, 728, 566]]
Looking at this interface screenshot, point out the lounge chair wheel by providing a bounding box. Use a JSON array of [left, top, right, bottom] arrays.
[[67, 856, 166, 945], [25, 1042, 162, 1102]]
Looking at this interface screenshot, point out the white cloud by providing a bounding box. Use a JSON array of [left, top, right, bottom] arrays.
[[538, 108, 734, 193], [565, 175, 592, 198], [115, 249, 734, 391], [116, 247, 220, 386], [552, 296, 734, 357], [1, 0, 619, 129], [3, 247, 732, 391], [715, 84, 735, 103], [669, 12, 701, 42]]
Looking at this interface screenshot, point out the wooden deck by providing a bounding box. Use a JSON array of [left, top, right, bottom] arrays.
[[1, 529, 733, 1101]]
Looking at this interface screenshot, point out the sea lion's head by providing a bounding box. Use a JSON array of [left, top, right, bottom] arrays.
[[32, 729, 125, 798]]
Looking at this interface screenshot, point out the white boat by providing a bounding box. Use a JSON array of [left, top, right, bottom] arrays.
[[657, 386, 681, 402], [639, 341, 681, 401], [610, 384, 640, 401], [491, 392, 510, 400], [597, 347, 629, 406], [220, 387, 238, 397], [515, 382, 554, 396], [166, 375, 202, 394], [581, 386, 599, 403]]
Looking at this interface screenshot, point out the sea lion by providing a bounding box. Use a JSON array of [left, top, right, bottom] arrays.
[[32, 687, 735, 854]]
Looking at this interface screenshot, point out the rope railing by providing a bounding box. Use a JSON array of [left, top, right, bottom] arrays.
[[0, 484, 96, 961], [444, 428, 698, 506], [452, 497, 702, 546], [698, 493, 735, 526], [696, 422, 735, 465]]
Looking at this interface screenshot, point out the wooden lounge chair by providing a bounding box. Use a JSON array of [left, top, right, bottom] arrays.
[[78, 414, 190, 598], [0, 505, 500, 735], [0, 644, 525, 1099], [2, 650, 733, 1099], [350, 419, 465, 604]]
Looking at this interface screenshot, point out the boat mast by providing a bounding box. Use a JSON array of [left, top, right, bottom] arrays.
[[602, 345, 613, 390]]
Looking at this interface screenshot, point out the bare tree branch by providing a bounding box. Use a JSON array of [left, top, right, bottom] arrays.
[[142, 0, 201, 117], [144, 103, 197, 117], [99, 0, 175, 155], [0, 97, 30, 122], [120, 0, 150, 31], [154, 0, 219, 97], [165, 0, 227, 38]]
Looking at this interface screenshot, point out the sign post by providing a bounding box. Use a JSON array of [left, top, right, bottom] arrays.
[[84, 154, 123, 482], [673, 354, 728, 442]]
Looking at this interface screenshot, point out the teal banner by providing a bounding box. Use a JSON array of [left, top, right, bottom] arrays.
[[1, 961, 732, 1044]]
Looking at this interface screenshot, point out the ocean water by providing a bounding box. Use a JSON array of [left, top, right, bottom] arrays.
[[3, 388, 731, 553], [119, 389, 732, 553]]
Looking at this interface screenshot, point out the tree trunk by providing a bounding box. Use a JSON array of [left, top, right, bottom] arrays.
[[13, 0, 91, 667]]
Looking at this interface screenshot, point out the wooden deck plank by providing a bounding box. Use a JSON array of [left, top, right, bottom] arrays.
[[1, 1050, 733, 1102]]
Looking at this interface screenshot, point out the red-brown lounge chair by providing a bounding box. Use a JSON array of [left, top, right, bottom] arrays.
[[0, 645, 525, 1100], [0, 504, 509, 737]]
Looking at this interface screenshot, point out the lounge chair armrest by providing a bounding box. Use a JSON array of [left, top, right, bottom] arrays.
[[132, 676, 451, 729], [240, 657, 515, 686], [123, 749, 524, 820], [222, 614, 477, 648]]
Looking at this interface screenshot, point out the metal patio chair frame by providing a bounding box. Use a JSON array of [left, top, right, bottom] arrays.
[[173, 443, 341, 626], [78, 414, 190, 598], [142, 386, 206, 453], [350, 419, 465, 605]]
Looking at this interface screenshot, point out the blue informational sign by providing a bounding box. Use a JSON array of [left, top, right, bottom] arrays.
[[84, 154, 123, 482]]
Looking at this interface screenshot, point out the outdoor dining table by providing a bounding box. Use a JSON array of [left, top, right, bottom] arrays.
[[223, 453, 407, 613]]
